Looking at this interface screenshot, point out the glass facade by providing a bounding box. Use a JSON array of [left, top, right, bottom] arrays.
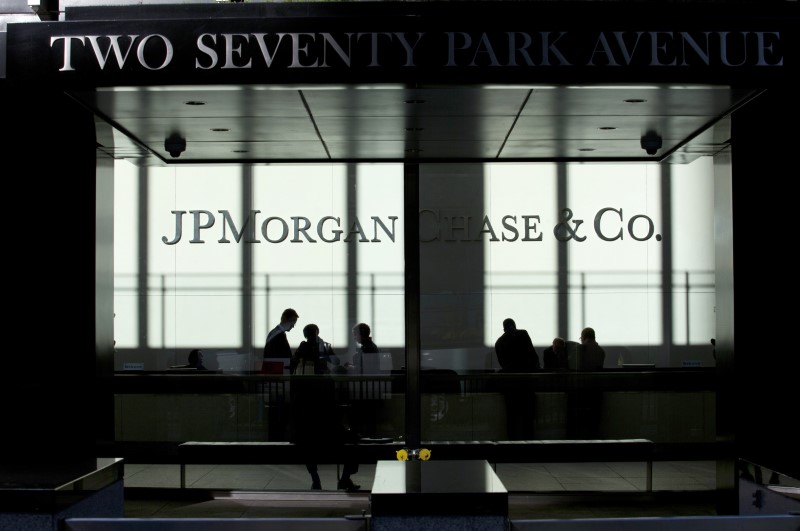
[[113, 157, 715, 473]]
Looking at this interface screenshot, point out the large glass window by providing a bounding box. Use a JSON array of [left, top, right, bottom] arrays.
[[565, 163, 663, 351], [114, 162, 406, 443], [417, 160, 715, 443], [115, 162, 404, 369], [113, 158, 714, 450]]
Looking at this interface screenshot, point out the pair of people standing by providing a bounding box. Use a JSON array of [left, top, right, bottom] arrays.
[[291, 321, 380, 376], [287, 321, 358, 492], [494, 320, 607, 440], [262, 310, 376, 492], [541, 328, 605, 371]]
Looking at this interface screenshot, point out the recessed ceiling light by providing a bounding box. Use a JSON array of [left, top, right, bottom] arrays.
[[184, 100, 206, 106]]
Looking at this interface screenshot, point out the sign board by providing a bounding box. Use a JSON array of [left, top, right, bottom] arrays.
[[5, 3, 798, 87]]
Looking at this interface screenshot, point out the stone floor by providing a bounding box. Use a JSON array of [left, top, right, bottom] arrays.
[[124, 460, 719, 519]]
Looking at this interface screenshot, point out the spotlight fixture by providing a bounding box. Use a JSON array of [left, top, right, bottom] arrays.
[[165, 133, 186, 158], [640, 131, 663, 156]]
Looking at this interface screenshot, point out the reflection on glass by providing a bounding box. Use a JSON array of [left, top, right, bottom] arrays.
[[112, 157, 717, 486]]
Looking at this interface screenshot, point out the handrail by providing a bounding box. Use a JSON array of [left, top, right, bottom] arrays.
[[111, 369, 714, 394]]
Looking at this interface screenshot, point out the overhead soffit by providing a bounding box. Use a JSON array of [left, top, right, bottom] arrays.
[[77, 83, 752, 166]]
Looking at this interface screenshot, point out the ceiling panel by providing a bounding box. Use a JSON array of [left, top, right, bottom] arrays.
[[521, 86, 752, 116], [73, 83, 759, 165], [326, 140, 506, 160], [315, 116, 519, 141], [301, 87, 532, 117], [87, 86, 311, 118], [112, 117, 322, 142], [175, 140, 331, 161]]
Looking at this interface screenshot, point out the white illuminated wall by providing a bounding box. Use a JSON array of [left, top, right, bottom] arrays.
[[483, 163, 560, 348], [565, 163, 663, 350]]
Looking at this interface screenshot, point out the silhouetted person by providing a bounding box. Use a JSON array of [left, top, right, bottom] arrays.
[[290, 330, 360, 492], [543, 337, 568, 370], [187, 349, 207, 370], [495, 318, 540, 439], [263, 308, 299, 439], [349, 322, 380, 375], [344, 323, 381, 438], [263, 308, 299, 370], [577, 327, 605, 371], [568, 327, 606, 439], [495, 318, 541, 372], [291, 324, 342, 375], [170, 349, 207, 370]]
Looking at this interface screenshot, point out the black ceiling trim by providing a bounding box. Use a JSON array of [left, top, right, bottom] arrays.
[[298, 89, 331, 160], [496, 89, 533, 159]]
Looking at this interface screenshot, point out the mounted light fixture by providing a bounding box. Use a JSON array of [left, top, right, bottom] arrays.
[[165, 133, 187, 158], [640, 131, 663, 156]]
